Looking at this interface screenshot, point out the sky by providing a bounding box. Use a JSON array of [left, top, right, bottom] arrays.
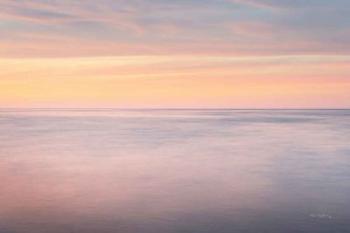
[[0, 0, 349, 108]]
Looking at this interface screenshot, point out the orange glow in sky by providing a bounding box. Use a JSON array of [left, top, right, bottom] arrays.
[[1, 56, 349, 108], [1, 0, 349, 108]]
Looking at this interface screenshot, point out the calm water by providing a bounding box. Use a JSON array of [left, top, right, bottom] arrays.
[[1, 110, 350, 233]]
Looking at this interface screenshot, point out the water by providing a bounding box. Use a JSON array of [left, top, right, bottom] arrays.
[[0, 109, 350, 233]]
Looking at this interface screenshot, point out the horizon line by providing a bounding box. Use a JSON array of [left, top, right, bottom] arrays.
[[1, 108, 350, 111]]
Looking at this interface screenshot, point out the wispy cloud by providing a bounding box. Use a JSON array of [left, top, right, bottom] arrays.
[[228, 0, 283, 10], [0, 0, 349, 57], [229, 0, 350, 10]]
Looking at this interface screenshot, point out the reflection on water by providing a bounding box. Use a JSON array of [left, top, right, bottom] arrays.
[[0, 110, 350, 233]]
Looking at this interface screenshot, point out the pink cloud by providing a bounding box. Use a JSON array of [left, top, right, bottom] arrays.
[[228, 0, 283, 10], [228, 21, 280, 37]]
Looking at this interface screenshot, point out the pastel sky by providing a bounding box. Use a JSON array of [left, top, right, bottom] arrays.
[[1, 0, 349, 108]]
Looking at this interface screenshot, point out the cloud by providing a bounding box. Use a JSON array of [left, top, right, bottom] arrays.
[[228, 0, 350, 9], [227, 21, 279, 37], [228, 0, 282, 9], [0, 0, 350, 57]]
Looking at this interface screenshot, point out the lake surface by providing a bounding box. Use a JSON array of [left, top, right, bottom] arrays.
[[1, 109, 350, 233]]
